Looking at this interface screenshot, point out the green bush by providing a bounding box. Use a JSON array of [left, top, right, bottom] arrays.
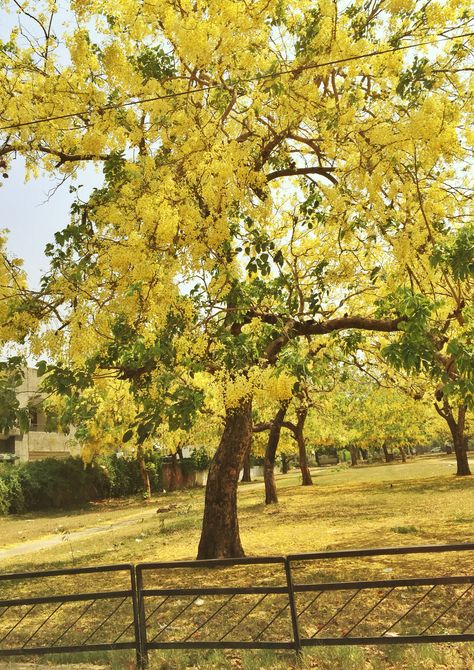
[[0, 453, 165, 515]]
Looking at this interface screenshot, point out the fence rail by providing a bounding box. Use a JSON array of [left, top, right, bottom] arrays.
[[0, 544, 472, 668]]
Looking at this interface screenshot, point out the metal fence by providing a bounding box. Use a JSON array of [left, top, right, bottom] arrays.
[[0, 544, 473, 668], [0, 564, 142, 665]]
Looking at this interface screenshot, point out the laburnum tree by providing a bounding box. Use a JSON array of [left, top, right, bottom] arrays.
[[336, 330, 473, 472], [253, 340, 340, 499], [325, 375, 441, 461], [379, 226, 474, 476], [1, 0, 473, 557]]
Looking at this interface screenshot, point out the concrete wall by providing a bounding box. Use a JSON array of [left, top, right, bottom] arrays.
[[0, 367, 78, 463]]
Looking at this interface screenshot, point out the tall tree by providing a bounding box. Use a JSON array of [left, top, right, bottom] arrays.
[[2, 0, 472, 556]]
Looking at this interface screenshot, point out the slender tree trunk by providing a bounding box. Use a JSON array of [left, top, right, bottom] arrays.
[[450, 406, 470, 476], [399, 446, 407, 463], [349, 445, 358, 467], [168, 452, 180, 491], [264, 401, 289, 505], [137, 446, 151, 497], [281, 453, 289, 474], [296, 408, 313, 486], [436, 400, 471, 476], [241, 451, 251, 482], [197, 398, 252, 559], [382, 443, 390, 463]]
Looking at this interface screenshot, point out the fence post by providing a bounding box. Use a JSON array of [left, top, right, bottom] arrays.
[[133, 565, 149, 669], [284, 557, 302, 657]]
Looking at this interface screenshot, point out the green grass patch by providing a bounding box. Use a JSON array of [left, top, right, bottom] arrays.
[[390, 525, 418, 534]]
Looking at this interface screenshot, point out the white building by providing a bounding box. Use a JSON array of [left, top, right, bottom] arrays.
[[0, 368, 79, 463]]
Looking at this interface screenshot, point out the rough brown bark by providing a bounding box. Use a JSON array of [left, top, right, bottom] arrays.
[[197, 398, 253, 559], [264, 401, 289, 505], [137, 446, 151, 497]]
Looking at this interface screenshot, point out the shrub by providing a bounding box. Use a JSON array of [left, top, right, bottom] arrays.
[[0, 453, 165, 515]]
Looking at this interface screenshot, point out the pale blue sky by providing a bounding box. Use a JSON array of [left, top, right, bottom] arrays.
[[0, 4, 98, 288], [2, 161, 99, 288]]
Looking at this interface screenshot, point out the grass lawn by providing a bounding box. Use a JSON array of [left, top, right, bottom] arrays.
[[0, 454, 472, 669]]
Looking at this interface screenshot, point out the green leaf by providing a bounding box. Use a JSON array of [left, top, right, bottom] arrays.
[[122, 429, 134, 443]]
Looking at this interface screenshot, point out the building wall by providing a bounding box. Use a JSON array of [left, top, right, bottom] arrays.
[[0, 367, 78, 463]]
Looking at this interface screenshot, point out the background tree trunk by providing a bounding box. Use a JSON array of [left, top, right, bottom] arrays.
[[137, 446, 151, 497], [399, 446, 407, 463], [450, 406, 471, 476], [281, 453, 289, 474], [241, 451, 251, 482], [264, 401, 289, 505], [197, 398, 252, 559], [296, 408, 312, 486], [435, 400, 471, 476], [349, 445, 358, 467]]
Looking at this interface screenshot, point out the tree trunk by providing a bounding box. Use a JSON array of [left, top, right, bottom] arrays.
[[349, 445, 358, 467], [296, 408, 313, 486], [281, 453, 289, 474], [241, 451, 251, 482], [168, 452, 180, 491], [197, 398, 253, 559], [436, 400, 471, 476], [137, 446, 151, 497], [451, 406, 471, 476], [382, 443, 390, 463], [264, 401, 289, 505], [399, 446, 407, 463]]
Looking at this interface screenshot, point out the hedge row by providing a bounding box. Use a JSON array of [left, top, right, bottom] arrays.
[[0, 454, 163, 515]]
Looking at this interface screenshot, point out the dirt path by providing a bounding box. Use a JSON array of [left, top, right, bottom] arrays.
[[0, 508, 156, 562]]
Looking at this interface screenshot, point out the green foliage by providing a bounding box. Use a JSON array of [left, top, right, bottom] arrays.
[[396, 57, 435, 100], [0, 453, 164, 515], [103, 151, 127, 185], [0, 358, 29, 434], [377, 289, 438, 374], [190, 447, 211, 471], [431, 224, 474, 280], [295, 8, 322, 56], [133, 46, 176, 83]]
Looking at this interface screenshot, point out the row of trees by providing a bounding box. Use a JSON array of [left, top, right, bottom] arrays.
[[0, 0, 472, 557]]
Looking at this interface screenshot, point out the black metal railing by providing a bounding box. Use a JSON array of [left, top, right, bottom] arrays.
[[0, 544, 472, 668], [0, 564, 142, 666]]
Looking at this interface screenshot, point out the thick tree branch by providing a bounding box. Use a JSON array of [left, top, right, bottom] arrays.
[[263, 315, 404, 363], [252, 422, 272, 433], [37, 145, 109, 166], [266, 166, 337, 185]]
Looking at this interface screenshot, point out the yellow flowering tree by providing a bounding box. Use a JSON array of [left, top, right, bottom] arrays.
[[2, 0, 473, 556]]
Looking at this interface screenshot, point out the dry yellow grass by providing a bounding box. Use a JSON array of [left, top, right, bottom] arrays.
[[0, 455, 472, 670], [0, 455, 472, 571]]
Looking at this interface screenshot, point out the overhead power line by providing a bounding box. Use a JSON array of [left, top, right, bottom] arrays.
[[0, 30, 472, 132]]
